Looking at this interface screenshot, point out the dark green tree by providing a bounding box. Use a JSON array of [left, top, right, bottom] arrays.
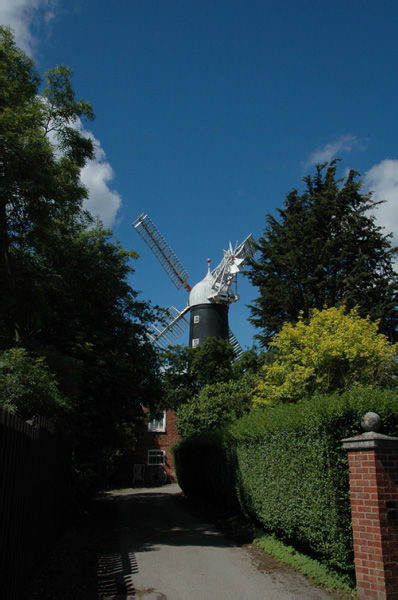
[[191, 337, 235, 387], [0, 27, 162, 495], [159, 345, 197, 409], [231, 346, 266, 377], [28, 221, 162, 482], [0, 26, 95, 345], [176, 372, 256, 438], [161, 342, 262, 437], [247, 161, 398, 347], [0, 347, 69, 421], [160, 337, 235, 409]]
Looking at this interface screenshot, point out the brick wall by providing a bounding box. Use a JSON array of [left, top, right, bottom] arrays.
[[121, 409, 180, 485]]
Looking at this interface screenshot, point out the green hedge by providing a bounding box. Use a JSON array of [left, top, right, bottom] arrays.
[[172, 430, 239, 509], [172, 386, 398, 572]]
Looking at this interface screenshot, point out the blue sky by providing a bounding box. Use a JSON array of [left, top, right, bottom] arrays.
[[2, 0, 398, 350]]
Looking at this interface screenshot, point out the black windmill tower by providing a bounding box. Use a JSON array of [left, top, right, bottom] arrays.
[[133, 213, 255, 355]]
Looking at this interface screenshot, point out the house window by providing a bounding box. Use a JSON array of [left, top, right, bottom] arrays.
[[194, 315, 199, 324], [148, 450, 166, 465], [192, 338, 199, 348], [148, 411, 166, 432]]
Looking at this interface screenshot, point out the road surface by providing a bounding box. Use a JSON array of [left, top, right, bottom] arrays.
[[96, 483, 334, 600]]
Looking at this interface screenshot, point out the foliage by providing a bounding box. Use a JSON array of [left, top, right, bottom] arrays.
[[173, 386, 398, 572], [231, 346, 267, 377], [0, 28, 162, 497], [172, 429, 238, 507], [162, 342, 262, 437], [0, 347, 68, 421], [1, 26, 95, 345], [247, 161, 398, 347], [191, 337, 235, 386], [176, 372, 257, 438], [160, 345, 199, 408], [160, 337, 236, 409], [253, 305, 398, 407]]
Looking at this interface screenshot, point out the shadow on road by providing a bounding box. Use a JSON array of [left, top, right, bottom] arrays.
[[92, 484, 243, 598], [95, 486, 240, 554], [27, 484, 337, 599]]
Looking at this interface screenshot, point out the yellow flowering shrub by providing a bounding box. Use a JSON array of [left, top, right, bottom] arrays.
[[253, 306, 398, 407]]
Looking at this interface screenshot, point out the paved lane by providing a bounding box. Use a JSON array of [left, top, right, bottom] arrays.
[[97, 484, 332, 600]]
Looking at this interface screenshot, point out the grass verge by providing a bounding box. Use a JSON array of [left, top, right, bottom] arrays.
[[253, 533, 356, 597]]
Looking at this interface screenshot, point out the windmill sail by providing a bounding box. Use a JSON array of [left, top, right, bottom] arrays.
[[133, 213, 191, 291], [228, 329, 243, 358], [209, 234, 256, 303], [148, 306, 190, 349]]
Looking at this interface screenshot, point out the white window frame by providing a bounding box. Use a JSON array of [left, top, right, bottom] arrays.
[[192, 338, 199, 348], [148, 411, 166, 432], [148, 450, 166, 465], [194, 315, 199, 324]]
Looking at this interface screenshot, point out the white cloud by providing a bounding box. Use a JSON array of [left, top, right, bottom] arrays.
[[81, 159, 122, 229], [364, 159, 398, 248], [44, 111, 122, 228], [305, 134, 359, 168], [78, 127, 122, 228], [0, 0, 58, 55], [46, 117, 122, 226]]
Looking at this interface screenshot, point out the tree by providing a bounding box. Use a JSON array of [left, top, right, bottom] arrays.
[[191, 337, 235, 387], [253, 306, 398, 408], [34, 221, 162, 461], [160, 342, 262, 438], [247, 161, 398, 347], [0, 347, 68, 421], [1, 26, 95, 345], [176, 372, 257, 438], [0, 28, 162, 495], [159, 345, 197, 409], [160, 338, 235, 409], [231, 346, 267, 377]]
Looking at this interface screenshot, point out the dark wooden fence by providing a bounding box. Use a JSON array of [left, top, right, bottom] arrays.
[[0, 409, 71, 599]]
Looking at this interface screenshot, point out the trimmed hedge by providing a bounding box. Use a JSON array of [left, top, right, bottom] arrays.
[[172, 386, 398, 572], [172, 430, 238, 508]]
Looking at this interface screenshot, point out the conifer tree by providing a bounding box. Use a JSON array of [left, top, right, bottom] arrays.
[[247, 161, 398, 346]]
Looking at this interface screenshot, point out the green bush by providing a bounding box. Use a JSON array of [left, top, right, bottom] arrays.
[[253, 306, 398, 407], [172, 430, 240, 510], [173, 386, 398, 572], [176, 373, 256, 438]]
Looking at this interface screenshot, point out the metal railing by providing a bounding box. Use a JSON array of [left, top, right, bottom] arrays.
[[0, 410, 71, 598]]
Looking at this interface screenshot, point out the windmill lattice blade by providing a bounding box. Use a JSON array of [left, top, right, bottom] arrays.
[[228, 329, 243, 359], [133, 213, 191, 291], [149, 306, 190, 349]]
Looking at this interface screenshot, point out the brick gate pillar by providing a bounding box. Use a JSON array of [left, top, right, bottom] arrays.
[[342, 413, 398, 599]]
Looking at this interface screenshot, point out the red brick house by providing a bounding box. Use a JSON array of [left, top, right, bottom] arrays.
[[125, 409, 180, 486]]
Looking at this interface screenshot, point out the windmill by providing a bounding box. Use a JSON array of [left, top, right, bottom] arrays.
[[133, 213, 255, 355]]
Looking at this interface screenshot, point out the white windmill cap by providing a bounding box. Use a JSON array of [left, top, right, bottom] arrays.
[[188, 259, 215, 307]]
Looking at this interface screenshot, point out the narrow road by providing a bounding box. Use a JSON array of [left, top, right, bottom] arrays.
[[95, 484, 333, 600]]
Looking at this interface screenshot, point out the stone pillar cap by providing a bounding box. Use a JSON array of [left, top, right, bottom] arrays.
[[342, 431, 398, 450], [342, 412, 398, 449]]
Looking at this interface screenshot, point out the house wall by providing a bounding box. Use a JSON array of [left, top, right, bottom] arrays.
[[120, 409, 180, 486]]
